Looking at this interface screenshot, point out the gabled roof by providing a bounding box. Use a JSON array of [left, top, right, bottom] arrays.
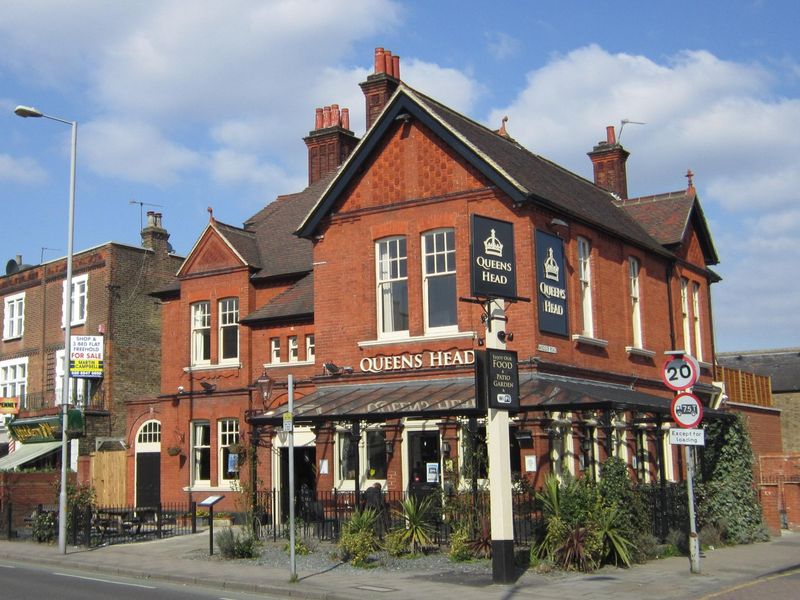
[[296, 85, 669, 258], [241, 272, 314, 324], [176, 221, 254, 278], [616, 188, 720, 265], [717, 348, 800, 393]]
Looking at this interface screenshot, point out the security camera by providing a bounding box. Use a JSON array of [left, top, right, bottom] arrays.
[[177, 385, 184, 394]]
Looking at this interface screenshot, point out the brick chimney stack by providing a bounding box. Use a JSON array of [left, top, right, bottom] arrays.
[[359, 47, 401, 130], [587, 125, 630, 200], [303, 103, 359, 185], [141, 211, 171, 254]]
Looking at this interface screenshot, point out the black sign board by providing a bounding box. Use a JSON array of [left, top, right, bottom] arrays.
[[475, 349, 520, 411], [470, 214, 517, 300], [535, 230, 568, 336]]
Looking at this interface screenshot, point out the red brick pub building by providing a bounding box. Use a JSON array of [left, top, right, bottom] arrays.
[[129, 48, 725, 516]]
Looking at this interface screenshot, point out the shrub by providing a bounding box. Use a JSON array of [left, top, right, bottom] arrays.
[[391, 496, 437, 553], [339, 508, 380, 566], [593, 503, 633, 567], [448, 526, 472, 562], [633, 532, 661, 561], [699, 522, 726, 549], [665, 528, 688, 555], [32, 511, 57, 543], [467, 517, 492, 558], [216, 527, 262, 559], [556, 525, 601, 572], [383, 527, 410, 557]]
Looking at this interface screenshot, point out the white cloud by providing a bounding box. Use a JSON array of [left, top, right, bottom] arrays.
[[82, 119, 202, 185], [401, 59, 483, 116], [487, 45, 800, 351], [0, 154, 47, 184], [486, 32, 521, 61]]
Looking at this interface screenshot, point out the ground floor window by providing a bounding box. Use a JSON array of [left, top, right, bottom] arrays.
[[192, 421, 211, 485], [219, 419, 240, 482]]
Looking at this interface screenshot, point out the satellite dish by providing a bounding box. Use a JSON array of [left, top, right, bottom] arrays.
[[5, 259, 19, 275]]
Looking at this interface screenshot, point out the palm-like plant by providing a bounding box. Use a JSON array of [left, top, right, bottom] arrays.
[[594, 504, 634, 567], [392, 495, 437, 553]]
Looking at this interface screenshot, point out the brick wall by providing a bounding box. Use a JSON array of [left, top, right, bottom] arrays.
[[774, 392, 800, 452], [758, 453, 800, 533]]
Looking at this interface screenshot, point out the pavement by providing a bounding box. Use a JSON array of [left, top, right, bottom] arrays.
[[0, 529, 798, 600]]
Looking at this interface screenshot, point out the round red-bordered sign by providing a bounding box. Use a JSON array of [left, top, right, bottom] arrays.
[[662, 355, 700, 391], [671, 393, 703, 428]]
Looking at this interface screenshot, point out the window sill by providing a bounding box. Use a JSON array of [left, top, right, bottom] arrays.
[[183, 483, 237, 493], [359, 330, 476, 348], [263, 359, 315, 369], [183, 362, 242, 373], [571, 334, 609, 348], [2, 335, 22, 342], [626, 346, 656, 358]]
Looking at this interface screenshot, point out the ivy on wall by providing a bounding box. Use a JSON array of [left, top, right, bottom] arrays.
[[697, 413, 767, 543]]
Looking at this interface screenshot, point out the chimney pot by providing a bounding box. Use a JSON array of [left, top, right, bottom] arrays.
[[375, 47, 385, 74], [315, 108, 324, 129], [331, 104, 340, 127], [392, 54, 400, 79], [15, 254, 22, 266], [341, 108, 350, 130], [322, 105, 331, 128], [606, 125, 616, 145], [147, 211, 156, 227], [384, 50, 393, 75]]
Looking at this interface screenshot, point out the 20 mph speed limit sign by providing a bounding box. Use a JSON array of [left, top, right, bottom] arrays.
[[671, 393, 703, 428], [662, 355, 700, 391]]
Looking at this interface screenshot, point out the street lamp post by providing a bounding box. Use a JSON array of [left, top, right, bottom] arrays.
[[14, 105, 77, 555]]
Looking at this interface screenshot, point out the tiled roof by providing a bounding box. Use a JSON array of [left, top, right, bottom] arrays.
[[241, 272, 314, 323], [245, 174, 335, 279], [717, 348, 800, 393], [213, 221, 261, 268], [408, 88, 669, 255], [615, 191, 694, 246]]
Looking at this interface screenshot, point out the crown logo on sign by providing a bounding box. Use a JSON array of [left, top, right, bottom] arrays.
[[483, 229, 503, 257], [544, 247, 559, 281]]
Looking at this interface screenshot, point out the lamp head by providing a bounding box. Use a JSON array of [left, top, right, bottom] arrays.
[[14, 105, 43, 118]]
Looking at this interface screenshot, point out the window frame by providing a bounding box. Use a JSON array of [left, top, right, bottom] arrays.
[[0, 356, 28, 407], [680, 278, 691, 354], [422, 229, 458, 334], [55, 349, 93, 407], [334, 425, 389, 490], [288, 335, 299, 363], [218, 418, 240, 484], [270, 337, 281, 364], [191, 421, 212, 486], [376, 236, 409, 340], [3, 292, 25, 340], [577, 237, 594, 337], [692, 283, 703, 362], [629, 257, 643, 348], [305, 334, 315, 362], [62, 273, 88, 327], [191, 301, 212, 366], [218, 297, 239, 364]]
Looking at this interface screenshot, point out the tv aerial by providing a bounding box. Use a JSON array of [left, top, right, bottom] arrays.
[[129, 199, 164, 230], [618, 119, 646, 143]]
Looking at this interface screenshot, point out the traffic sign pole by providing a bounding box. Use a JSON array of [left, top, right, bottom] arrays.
[[662, 354, 702, 574]]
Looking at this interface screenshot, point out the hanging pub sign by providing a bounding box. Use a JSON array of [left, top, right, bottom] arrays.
[[535, 230, 568, 336], [70, 335, 104, 378], [470, 214, 517, 300], [475, 348, 520, 411], [7, 410, 85, 444]]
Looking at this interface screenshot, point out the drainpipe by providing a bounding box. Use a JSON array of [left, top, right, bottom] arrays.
[[665, 262, 676, 350]]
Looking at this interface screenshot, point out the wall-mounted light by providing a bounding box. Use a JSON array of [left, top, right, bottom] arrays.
[[513, 430, 533, 449], [256, 371, 273, 409], [385, 440, 394, 456], [323, 362, 354, 376], [441, 441, 451, 456]]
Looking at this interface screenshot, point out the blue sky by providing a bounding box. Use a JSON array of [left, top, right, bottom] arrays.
[[1, 0, 798, 352]]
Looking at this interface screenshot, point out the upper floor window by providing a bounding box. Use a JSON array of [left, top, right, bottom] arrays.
[[270, 337, 281, 364], [191, 302, 211, 366], [3, 293, 25, 340], [577, 237, 594, 337], [218, 298, 239, 363], [629, 257, 642, 348], [692, 283, 703, 362], [305, 334, 315, 362], [0, 357, 27, 404], [62, 274, 88, 327], [422, 229, 457, 332], [680, 278, 691, 354], [219, 419, 240, 482], [137, 420, 161, 445], [288, 336, 299, 363], [376, 237, 408, 338]]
